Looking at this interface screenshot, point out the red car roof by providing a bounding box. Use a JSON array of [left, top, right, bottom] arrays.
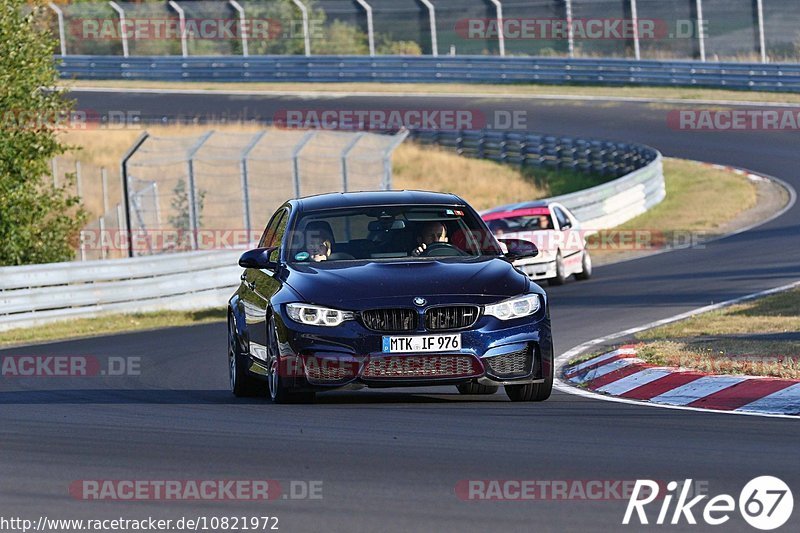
[[483, 207, 550, 221]]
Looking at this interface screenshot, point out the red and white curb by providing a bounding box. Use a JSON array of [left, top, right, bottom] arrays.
[[563, 345, 800, 416]]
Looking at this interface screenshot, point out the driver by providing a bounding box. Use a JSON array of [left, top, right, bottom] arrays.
[[411, 221, 448, 256], [304, 221, 334, 262]]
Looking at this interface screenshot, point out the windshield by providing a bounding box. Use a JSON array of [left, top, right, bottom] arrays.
[[486, 214, 554, 236], [288, 205, 504, 263]]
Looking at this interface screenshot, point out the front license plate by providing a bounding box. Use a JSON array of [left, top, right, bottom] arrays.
[[382, 334, 461, 353]]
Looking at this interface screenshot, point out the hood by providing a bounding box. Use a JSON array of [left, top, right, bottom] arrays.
[[284, 258, 529, 308]]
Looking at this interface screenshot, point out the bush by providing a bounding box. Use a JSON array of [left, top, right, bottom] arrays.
[[0, 0, 87, 265]]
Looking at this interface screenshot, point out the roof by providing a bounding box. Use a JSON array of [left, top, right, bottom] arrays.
[[294, 190, 464, 212], [481, 199, 550, 216]]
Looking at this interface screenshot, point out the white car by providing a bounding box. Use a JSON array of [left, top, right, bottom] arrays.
[[482, 201, 592, 285]]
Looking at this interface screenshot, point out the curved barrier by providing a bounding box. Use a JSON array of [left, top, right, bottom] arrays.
[[59, 55, 800, 92], [1, 131, 663, 331]]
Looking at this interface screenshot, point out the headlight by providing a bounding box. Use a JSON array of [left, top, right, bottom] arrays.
[[286, 303, 354, 327], [484, 294, 541, 320]]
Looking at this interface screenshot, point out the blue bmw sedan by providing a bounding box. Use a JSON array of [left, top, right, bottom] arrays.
[[228, 191, 553, 403]]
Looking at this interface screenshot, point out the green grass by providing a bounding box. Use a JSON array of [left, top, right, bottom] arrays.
[[0, 309, 226, 348]]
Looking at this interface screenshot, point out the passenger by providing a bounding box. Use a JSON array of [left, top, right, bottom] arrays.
[[537, 215, 552, 230], [304, 221, 335, 262], [411, 221, 448, 256]]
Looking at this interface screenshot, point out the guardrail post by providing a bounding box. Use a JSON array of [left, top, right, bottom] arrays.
[[381, 129, 409, 190], [417, 0, 438, 56], [756, 0, 767, 63], [291, 0, 311, 57], [694, 0, 706, 62], [489, 0, 505, 57], [47, 3, 66, 56], [108, 1, 129, 58], [168, 1, 188, 57], [629, 0, 641, 60], [185, 131, 214, 250], [228, 0, 249, 57], [564, 0, 574, 58], [355, 0, 375, 57], [240, 131, 267, 236], [292, 131, 316, 198], [341, 132, 366, 192], [120, 132, 150, 258]]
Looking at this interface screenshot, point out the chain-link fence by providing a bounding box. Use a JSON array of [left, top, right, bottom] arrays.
[[115, 128, 407, 257], [44, 0, 800, 62]]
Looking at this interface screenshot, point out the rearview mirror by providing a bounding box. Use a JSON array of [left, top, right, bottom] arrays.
[[367, 219, 406, 232], [238, 247, 279, 270], [498, 238, 539, 262]]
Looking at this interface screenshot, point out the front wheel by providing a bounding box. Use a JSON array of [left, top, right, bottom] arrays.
[[456, 383, 499, 395], [267, 316, 315, 404], [575, 249, 592, 281], [548, 251, 567, 286], [229, 315, 264, 398]]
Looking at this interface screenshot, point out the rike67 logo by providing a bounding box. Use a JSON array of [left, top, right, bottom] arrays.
[[624, 477, 793, 530]]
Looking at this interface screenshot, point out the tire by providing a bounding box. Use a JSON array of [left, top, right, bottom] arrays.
[[229, 315, 264, 398], [504, 351, 553, 402], [267, 315, 315, 404], [575, 249, 593, 281], [548, 251, 567, 286], [456, 383, 499, 395]]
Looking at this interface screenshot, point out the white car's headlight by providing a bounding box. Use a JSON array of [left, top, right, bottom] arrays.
[[286, 303, 354, 327], [484, 294, 541, 320]]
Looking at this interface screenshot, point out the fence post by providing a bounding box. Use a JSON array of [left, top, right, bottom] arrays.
[[108, 1, 129, 57], [630, 0, 641, 60], [228, 0, 249, 57], [47, 3, 66, 56], [185, 131, 214, 251], [120, 132, 150, 258], [240, 131, 267, 237], [51, 158, 58, 187], [381, 129, 410, 190], [292, 131, 316, 199], [75, 161, 82, 198], [489, 0, 505, 57], [341, 132, 366, 192], [695, 0, 706, 62], [168, 1, 189, 57], [755, 0, 767, 63], [354, 0, 375, 57], [101, 167, 109, 214], [99, 216, 107, 260], [418, 0, 438, 56], [291, 0, 311, 56], [565, 0, 574, 58]]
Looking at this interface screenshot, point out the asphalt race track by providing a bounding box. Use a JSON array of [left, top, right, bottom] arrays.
[[2, 90, 799, 532]]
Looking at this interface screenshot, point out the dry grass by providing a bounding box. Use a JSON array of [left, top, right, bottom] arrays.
[[392, 142, 547, 211], [60, 124, 551, 218], [66, 79, 800, 105], [638, 340, 800, 379], [0, 309, 226, 348], [633, 287, 800, 378]]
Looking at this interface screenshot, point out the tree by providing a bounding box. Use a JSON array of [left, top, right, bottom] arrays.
[[0, 0, 86, 265]]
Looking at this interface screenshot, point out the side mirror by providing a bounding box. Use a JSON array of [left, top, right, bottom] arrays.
[[498, 238, 539, 262], [239, 247, 279, 270]]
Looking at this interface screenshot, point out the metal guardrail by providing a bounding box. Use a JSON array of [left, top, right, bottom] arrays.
[[58, 55, 800, 92], [411, 129, 664, 229], [1, 130, 664, 331]]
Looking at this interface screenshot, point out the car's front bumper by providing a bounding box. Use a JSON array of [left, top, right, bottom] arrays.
[[256, 309, 553, 391], [515, 259, 557, 281]]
